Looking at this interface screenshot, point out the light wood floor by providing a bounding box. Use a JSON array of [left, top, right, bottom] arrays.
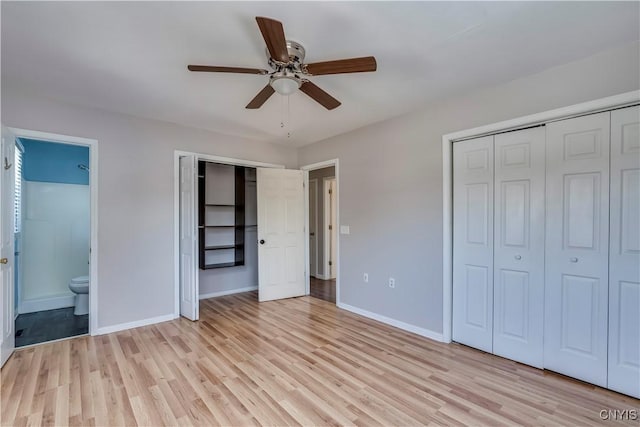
[[2, 292, 638, 426]]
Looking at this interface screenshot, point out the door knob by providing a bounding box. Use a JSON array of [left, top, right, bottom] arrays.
[[514, 255, 522, 260], [0, 258, 8, 264], [570, 257, 578, 263], [259, 239, 265, 245]]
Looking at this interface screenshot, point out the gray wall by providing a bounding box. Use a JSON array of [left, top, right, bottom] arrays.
[[308, 166, 335, 277], [1, 87, 297, 330], [297, 41, 640, 335]]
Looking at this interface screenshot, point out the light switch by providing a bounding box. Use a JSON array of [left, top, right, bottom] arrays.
[[340, 225, 350, 235]]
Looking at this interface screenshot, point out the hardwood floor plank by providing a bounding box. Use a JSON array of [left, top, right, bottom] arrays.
[[53, 384, 69, 427], [3, 291, 638, 426], [14, 348, 42, 420], [40, 388, 56, 427]]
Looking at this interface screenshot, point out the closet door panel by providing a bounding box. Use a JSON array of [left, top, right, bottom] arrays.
[[544, 112, 610, 387], [608, 105, 640, 398], [493, 127, 545, 368], [453, 136, 494, 352]]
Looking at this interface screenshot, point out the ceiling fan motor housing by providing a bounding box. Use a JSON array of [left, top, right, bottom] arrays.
[[267, 40, 306, 65]]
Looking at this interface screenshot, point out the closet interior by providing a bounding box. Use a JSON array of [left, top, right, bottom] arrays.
[[197, 161, 258, 287]]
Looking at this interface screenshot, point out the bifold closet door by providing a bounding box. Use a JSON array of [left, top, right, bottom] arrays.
[[453, 136, 494, 353], [608, 105, 640, 398], [544, 112, 610, 387], [493, 127, 545, 368]]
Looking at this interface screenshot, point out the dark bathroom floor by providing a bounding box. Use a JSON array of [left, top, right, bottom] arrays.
[[15, 307, 88, 347]]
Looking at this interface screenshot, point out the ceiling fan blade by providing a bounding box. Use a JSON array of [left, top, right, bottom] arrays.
[[299, 81, 341, 110], [246, 84, 275, 109], [188, 65, 268, 75], [256, 17, 289, 63], [305, 56, 377, 76]]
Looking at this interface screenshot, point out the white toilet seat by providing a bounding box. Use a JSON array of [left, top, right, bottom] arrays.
[[69, 276, 90, 315]]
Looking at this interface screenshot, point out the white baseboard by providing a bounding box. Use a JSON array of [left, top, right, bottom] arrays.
[[337, 302, 444, 343], [314, 273, 329, 280], [19, 294, 75, 314], [199, 285, 258, 300], [95, 313, 176, 336]]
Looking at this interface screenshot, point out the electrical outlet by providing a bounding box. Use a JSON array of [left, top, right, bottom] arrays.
[[363, 273, 369, 283], [389, 278, 395, 288]]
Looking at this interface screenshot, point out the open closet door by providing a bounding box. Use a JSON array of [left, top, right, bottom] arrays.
[[257, 168, 305, 302], [1, 126, 16, 367], [179, 155, 198, 320]]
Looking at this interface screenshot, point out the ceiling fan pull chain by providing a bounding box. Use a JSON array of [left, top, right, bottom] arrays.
[[287, 96, 291, 138], [280, 95, 285, 128]]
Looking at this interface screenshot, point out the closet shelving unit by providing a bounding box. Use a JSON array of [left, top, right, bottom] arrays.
[[198, 162, 246, 269], [244, 168, 257, 229]]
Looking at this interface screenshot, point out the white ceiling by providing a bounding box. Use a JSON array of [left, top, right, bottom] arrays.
[[2, 2, 638, 147]]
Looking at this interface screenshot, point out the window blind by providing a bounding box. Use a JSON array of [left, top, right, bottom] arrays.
[[14, 146, 23, 233]]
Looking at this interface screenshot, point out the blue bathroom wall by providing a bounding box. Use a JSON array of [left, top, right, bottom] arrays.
[[20, 138, 89, 185]]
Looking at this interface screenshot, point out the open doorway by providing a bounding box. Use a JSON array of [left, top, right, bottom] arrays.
[[197, 162, 259, 303], [305, 163, 338, 304], [175, 152, 308, 319], [14, 138, 91, 346], [1, 127, 98, 367]]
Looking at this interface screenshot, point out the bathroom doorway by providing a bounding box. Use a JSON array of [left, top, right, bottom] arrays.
[[13, 135, 93, 347]]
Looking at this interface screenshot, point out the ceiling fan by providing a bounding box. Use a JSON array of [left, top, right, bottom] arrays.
[[188, 17, 377, 110]]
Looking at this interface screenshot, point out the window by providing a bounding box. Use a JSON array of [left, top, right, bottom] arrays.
[[14, 144, 23, 233]]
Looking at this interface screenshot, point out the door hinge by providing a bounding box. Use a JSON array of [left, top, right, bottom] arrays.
[[329, 261, 332, 266], [328, 225, 332, 230], [328, 188, 332, 195]]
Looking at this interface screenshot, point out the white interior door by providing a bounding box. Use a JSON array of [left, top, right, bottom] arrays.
[[493, 127, 545, 368], [608, 105, 640, 398], [544, 112, 610, 387], [179, 155, 198, 320], [453, 135, 494, 353], [257, 168, 305, 302], [328, 178, 337, 280], [1, 126, 16, 367], [309, 179, 317, 277]]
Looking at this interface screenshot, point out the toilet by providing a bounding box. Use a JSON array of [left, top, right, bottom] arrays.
[[69, 276, 89, 315]]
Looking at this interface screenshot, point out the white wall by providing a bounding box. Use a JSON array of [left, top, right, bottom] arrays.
[[22, 181, 89, 308], [297, 41, 640, 335], [1, 88, 297, 329]]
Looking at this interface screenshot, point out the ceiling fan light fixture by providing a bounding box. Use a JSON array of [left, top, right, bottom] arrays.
[[270, 75, 301, 96]]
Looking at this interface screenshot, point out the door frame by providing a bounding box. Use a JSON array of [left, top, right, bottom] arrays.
[[441, 90, 640, 343], [323, 177, 337, 280], [172, 150, 284, 317], [308, 178, 318, 278], [8, 127, 99, 335], [300, 159, 340, 303], [14, 139, 24, 318]]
